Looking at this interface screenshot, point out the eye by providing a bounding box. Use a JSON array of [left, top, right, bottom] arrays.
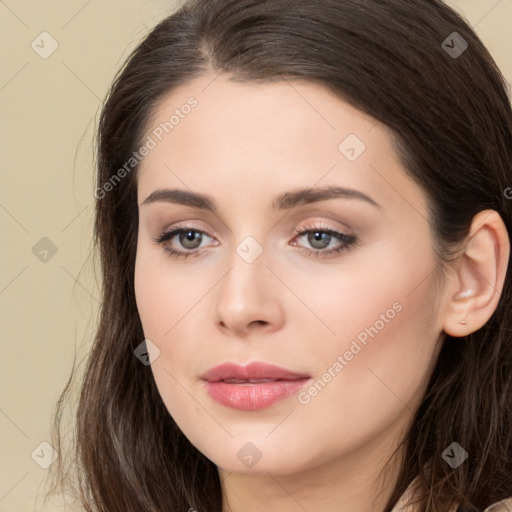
[[292, 224, 357, 257], [152, 225, 217, 259], [152, 223, 357, 260]]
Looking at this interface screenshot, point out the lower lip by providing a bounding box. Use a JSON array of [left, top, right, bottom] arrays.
[[204, 379, 310, 410]]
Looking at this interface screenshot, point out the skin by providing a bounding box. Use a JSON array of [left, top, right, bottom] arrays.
[[133, 73, 509, 511]]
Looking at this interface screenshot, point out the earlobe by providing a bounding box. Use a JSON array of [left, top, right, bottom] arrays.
[[442, 210, 510, 338]]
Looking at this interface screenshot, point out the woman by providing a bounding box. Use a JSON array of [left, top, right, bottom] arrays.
[[49, 0, 512, 510]]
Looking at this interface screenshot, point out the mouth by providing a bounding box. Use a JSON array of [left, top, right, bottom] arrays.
[[201, 362, 311, 410], [220, 378, 283, 384], [201, 361, 310, 382]]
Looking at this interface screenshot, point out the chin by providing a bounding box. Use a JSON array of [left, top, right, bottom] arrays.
[[195, 436, 319, 476]]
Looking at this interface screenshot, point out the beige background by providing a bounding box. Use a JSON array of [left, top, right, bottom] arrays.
[[0, 1, 510, 510]]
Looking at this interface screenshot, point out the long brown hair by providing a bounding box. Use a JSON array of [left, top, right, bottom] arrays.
[[48, 1, 512, 510]]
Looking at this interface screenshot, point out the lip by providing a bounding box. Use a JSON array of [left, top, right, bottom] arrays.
[[201, 362, 310, 411]]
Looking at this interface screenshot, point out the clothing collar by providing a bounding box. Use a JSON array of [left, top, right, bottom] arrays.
[[390, 477, 512, 512]]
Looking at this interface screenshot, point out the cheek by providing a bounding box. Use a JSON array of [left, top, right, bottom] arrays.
[[134, 245, 214, 407], [134, 243, 207, 342], [291, 233, 441, 410], [296, 255, 442, 437], [134, 256, 201, 435]]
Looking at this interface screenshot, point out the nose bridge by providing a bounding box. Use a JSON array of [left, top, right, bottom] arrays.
[[213, 237, 284, 335]]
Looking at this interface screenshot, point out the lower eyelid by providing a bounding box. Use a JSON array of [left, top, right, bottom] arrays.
[[294, 241, 354, 256]]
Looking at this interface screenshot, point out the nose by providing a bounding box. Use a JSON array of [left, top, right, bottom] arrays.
[[214, 249, 285, 338]]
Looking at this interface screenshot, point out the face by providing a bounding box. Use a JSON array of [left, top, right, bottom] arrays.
[[134, 74, 447, 477]]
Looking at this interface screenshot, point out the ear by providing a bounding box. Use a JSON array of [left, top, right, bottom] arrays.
[[442, 210, 510, 337]]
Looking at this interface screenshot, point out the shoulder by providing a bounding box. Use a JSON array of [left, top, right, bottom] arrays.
[[483, 498, 512, 511]]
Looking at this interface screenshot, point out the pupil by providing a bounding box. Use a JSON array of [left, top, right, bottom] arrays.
[[180, 230, 201, 249], [309, 231, 331, 249]]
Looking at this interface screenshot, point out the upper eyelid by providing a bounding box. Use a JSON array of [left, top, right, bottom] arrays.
[[160, 218, 351, 235], [159, 223, 348, 237], [159, 223, 217, 239], [157, 224, 351, 249], [296, 222, 350, 233]]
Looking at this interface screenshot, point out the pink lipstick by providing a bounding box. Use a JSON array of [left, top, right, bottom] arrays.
[[202, 362, 310, 410]]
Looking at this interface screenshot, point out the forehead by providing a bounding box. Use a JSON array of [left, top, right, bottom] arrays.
[[137, 73, 428, 219], [142, 73, 379, 158]]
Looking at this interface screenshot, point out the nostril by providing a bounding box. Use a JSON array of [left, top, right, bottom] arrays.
[[250, 320, 268, 327]]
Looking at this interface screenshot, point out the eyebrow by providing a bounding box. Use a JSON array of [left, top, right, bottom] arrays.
[[141, 185, 381, 211]]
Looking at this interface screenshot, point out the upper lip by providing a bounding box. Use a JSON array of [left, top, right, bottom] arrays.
[[201, 362, 310, 383]]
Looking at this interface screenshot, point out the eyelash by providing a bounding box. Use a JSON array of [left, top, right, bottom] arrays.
[[152, 223, 358, 260]]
